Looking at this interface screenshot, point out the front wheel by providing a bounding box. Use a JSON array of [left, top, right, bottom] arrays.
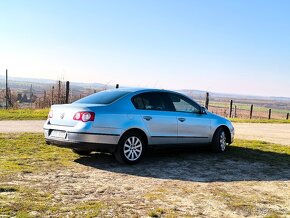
[[211, 128, 227, 152], [114, 132, 145, 164]]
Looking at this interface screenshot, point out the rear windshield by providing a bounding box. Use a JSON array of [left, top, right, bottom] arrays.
[[73, 90, 130, 105]]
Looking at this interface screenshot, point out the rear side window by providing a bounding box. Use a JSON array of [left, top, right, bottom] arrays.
[[74, 90, 130, 104], [132, 92, 174, 111]]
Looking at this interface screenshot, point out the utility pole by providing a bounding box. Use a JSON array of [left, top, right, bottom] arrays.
[[5, 69, 8, 110]]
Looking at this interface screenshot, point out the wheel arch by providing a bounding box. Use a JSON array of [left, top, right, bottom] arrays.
[[214, 125, 231, 144], [119, 128, 148, 146]]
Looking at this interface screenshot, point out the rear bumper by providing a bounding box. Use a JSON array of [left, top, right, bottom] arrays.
[[44, 129, 120, 153], [45, 138, 117, 153]]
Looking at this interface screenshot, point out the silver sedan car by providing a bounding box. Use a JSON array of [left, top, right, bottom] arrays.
[[44, 88, 234, 164]]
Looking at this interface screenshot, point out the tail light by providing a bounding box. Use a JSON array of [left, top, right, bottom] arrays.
[[48, 110, 53, 118], [73, 111, 95, 122]]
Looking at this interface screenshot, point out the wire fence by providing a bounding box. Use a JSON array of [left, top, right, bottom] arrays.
[[196, 99, 290, 120]]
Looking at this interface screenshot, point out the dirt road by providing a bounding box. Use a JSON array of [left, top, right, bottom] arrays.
[[0, 120, 45, 133], [0, 120, 289, 145], [234, 123, 290, 146]]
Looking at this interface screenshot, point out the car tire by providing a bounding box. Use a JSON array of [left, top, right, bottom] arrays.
[[211, 127, 227, 153], [114, 131, 145, 164], [72, 149, 92, 156]]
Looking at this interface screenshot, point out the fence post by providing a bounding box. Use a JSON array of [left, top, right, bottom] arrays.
[[65, 81, 70, 104], [51, 86, 54, 105], [58, 80, 61, 104], [5, 69, 8, 109], [234, 105, 237, 118], [30, 84, 33, 109], [116, 84, 119, 89], [205, 92, 209, 109], [287, 113, 289, 120], [268, 109, 271, 120], [229, 100, 233, 118], [250, 104, 253, 119], [43, 90, 46, 108]]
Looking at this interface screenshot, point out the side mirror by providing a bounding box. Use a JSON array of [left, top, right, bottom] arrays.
[[200, 107, 207, 114]]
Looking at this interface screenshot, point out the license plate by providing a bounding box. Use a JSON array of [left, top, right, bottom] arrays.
[[50, 130, 66, 139]]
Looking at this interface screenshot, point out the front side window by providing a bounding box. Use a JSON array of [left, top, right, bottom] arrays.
[[132, 92, 173, 111], [168, 93, 200, 113]]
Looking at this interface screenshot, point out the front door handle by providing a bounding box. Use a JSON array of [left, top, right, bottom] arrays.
[[143, 116, 152, 121], [178, 118, 186, 122]]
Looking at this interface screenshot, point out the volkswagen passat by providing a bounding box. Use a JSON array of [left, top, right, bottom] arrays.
[[44, 88, 234, 164]]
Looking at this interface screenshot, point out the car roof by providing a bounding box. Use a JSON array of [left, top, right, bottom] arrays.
[[113, 87, 177, 94]]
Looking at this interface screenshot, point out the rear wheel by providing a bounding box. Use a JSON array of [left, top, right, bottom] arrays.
[[72, 149, 92, 156], [114, 132, 145, 164], [211, 127, 227, 152]]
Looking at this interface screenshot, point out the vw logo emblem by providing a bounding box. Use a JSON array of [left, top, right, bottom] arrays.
[[60, 113, 65, 119]]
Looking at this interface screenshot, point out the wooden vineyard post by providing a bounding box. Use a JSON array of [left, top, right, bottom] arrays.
[[65, 81, 70, 104], [234, 105, 237, 118], [43, 90, 46, 108], [205, 92, 209, 109], [58, 80, 61, 104], [51, 86, 54, 105], [229, 100, 233, 118], [5, 69, 8, 109], [268, 109, 271, 120], [250, 104, 253, 119]]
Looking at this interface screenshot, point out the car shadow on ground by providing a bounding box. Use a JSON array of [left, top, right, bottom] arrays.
[[74, 145, 290, 182]]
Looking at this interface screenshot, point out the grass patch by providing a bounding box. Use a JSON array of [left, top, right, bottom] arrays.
[[0, 108, 49, 120], [0, 185, 106, 217], [225, 139, 290, 168], [0, 133, 77, 177], [230, 118, 290, 123], [148, 208, 165, 217]]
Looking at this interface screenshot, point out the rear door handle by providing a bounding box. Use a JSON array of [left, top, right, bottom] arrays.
[[178, 118, 186, 122], [143, 116, 152, 121]]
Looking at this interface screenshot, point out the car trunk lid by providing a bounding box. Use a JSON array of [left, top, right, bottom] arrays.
[[48, 104, 103, 127]]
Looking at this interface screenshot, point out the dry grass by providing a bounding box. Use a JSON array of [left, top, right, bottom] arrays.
[[0, 133, 289, 217]]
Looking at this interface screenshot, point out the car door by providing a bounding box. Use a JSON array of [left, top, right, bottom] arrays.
[[167, 93, 211, 144], [131, 92, 178, 145]]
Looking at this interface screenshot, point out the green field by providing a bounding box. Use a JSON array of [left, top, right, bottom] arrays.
[[0, 108, 49, 120]]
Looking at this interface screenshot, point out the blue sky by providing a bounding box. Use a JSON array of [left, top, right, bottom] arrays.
[[0, 0, 290, 97]]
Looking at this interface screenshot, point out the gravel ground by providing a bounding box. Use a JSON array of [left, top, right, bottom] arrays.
[[0, 120, 289, 145], [5, 148, 290, 217]]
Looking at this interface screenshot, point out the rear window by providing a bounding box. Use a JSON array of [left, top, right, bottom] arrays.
[[73, 90, 130, 104]]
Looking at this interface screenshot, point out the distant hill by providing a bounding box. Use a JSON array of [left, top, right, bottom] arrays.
[[0, 75, 290, 103], [0, 75, 111, 94]]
